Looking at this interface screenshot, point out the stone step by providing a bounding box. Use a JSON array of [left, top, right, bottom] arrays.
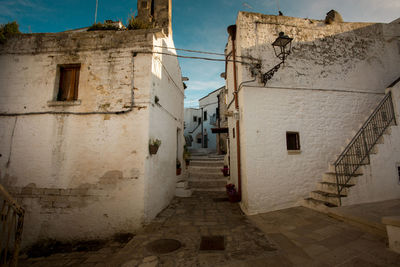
[[189, 172, 226, 180], [317, 182, 351, 195], [192, 188, 226, 192], [188, 179, 227, 189], [189, 157, 224, 162], [175, 187, 193, 197], [188, 166, 222, 174], [301, 198, 334, 213], [190, 161, 224, 167], [322, 172, 360, 184], [176, 180, 188, 188], [310, 191, 343, 206]]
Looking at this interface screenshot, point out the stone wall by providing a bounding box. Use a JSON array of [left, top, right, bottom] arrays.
[[0, 29, 183, 247]]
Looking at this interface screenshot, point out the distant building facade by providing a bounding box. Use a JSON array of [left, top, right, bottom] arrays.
[[184, 87, 224, 152]]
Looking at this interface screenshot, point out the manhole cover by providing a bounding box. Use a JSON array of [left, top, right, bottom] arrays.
[[200, 236, 225, 251], [146, 239, 182, 254]]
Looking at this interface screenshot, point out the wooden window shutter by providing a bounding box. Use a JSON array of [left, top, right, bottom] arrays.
[[58, 65, 80, 101]]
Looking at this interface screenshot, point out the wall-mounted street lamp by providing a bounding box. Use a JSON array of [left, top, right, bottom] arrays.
[[262, 32, 293, 85]]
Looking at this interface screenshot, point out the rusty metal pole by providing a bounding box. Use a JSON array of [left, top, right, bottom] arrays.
[[227, 25, 242, 201]]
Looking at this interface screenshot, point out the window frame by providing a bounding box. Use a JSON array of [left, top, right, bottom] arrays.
[[57, 64, 81, 102], [286, 131, 300, 151]]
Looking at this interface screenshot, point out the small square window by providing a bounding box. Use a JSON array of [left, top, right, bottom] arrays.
[[286, 132, 300, 150], [204, 111, 207, 121], [57, 64, 80, 101], [193, 116, 197, 122]]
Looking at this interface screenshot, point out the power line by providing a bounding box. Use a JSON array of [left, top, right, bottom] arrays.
[[137, 50, 255, 65], [149, 45, 256, 60]]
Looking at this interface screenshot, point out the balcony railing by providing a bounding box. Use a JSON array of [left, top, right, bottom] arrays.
[[334, 92, 396, 205], [0, 184, 24, 267]]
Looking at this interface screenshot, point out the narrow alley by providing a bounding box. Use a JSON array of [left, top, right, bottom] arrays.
[[18, 154, 400, 266]]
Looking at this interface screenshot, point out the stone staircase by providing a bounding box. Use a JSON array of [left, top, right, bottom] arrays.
[[303, 91, 397, 212], [188, 154, 227, 192]]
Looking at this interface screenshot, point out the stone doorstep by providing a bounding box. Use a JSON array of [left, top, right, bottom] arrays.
[[382, 216, 400, 254], [382, 216, 400, 227]]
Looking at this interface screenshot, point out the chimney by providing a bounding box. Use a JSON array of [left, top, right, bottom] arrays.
[[137, 0, 172, 35]]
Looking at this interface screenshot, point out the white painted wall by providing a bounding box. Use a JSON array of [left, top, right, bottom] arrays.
[[199, 88, 221, 152], [144, 35, 185, 221], [0, 29, 182, 247], [226, 12, 400, 215], [184, 108, 202, 149], [342, 83, 400, 205]]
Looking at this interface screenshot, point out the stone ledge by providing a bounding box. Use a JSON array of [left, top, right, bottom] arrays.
[[47, 100, 82, 106], [382, 216, 400, 227]]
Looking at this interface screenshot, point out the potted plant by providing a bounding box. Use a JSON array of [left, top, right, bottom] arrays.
[[149, 138, 161, 155], [221, 165, 229, 176], [176, 159, 182, 175], [226, 183, 240, 203], [183, 146, 191, 167]]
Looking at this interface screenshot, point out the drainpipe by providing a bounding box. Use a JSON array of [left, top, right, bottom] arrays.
[[227, 25, 242, 201]]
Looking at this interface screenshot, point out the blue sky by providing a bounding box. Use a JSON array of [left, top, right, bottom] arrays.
[[1, 0, 400, 107]]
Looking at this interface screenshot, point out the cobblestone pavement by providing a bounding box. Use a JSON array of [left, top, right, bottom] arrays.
[[19, 192, 400, 266], [249, 206, 400, 267]]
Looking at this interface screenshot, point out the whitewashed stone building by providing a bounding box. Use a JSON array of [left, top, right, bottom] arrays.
[[225, 11, 400, 215], [184, 87, 222, 152], [0, 0, 185, 247]]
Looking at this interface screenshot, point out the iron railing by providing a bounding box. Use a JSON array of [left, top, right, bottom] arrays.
[[0, 184, 24, 267], [334, 92, 396, 206]]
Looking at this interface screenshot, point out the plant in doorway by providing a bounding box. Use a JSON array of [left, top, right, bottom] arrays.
[[226, 183, 240, 203], [176, 159, 182, 175], [183, 145, 191, 167], [149, 138, 161, 155]]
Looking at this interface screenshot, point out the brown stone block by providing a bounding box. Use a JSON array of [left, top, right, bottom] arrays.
[[44, 188, 61, 195]]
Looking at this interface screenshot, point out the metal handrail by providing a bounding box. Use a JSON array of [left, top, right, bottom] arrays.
[[334, 91, 396, 206], [0, 184, 24, 267]]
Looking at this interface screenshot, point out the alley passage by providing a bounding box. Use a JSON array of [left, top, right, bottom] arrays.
[[109, 191, 283, 266]]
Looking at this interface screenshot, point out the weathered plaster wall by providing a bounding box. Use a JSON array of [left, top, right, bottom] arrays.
[[227, 12, 400, 214], [343, 83, 400, 205], [144, 36, 185, 221], [0, 30, 161, 247]]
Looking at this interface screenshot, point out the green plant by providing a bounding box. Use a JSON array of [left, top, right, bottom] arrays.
[[0, 21, 21, 44], [183, 145, 191, 160], [87, 22, 120, 31], [127, 15, 152, 30], [149, 138, 161, 147]]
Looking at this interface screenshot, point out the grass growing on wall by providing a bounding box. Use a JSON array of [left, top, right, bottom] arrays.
[[127, 15, 153, 30], [0, 21, 21, 44], [87, 22, 121, 31]]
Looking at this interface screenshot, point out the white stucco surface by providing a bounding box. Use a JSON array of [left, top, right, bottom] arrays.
[[0, 28, 183, 247], [225, 12, 400, 215]]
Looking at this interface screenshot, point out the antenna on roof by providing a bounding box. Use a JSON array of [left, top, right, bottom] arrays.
[[276, 0, 283, 15], [94, 0, 99, 23]]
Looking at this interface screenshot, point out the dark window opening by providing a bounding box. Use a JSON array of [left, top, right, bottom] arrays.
[[151, 0, 155, 17], [57, 64, 80, 101], [197, 138, 202, 144], [232, 127, 235, 139], [193, 116, 197, 122], [286, 132, 300, 150], [204, 111, 207, 121], [398, 165, 400, 184], [198, 118, 201, 125]]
